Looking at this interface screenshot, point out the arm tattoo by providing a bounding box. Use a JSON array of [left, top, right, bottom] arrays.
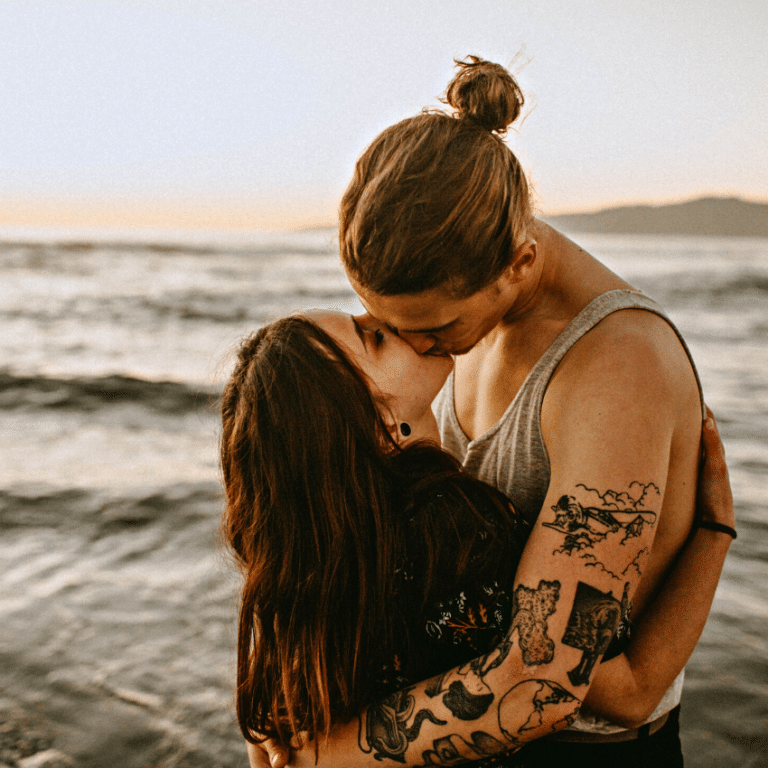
[[360, 688, 447, 763], [425, 664, 496, 721], [423, 578, 562, 727], [508, 580, 560, 666], [422, 731, 509, 765], [561, 581, 624, 686], [420, 679, 581, 765], [362, 481, 665, 764], [498, 679, 580, 745], [543, 481, 658, 577]]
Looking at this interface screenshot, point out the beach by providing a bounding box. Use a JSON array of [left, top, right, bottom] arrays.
[[0, 228, 766, 767]]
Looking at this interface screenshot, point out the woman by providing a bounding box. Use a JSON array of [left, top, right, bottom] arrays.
[[221, 309, 735, 767]]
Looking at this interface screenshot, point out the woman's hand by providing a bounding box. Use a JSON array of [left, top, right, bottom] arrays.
[[248, 726, 358, 768], [696, 406, 735, 530], [247, 739, 289, 768]]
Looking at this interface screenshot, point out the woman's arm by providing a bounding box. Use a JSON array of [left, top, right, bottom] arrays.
[[585, 408, 735, 727]]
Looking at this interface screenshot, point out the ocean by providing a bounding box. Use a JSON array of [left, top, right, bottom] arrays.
[[0, 228, 766, 767]]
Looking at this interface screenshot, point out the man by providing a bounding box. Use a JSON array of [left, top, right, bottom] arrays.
[[344, 218, 702, 763], [253, 56, 725, 766]]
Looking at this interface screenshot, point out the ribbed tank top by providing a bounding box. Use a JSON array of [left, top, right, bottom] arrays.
[[433, 289, 705, 733]]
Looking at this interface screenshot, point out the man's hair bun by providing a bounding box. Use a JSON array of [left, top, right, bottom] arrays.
[[442, 56, 524, 136]]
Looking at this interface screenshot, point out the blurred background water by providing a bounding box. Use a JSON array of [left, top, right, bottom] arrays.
[[0, 228, 765, 767]]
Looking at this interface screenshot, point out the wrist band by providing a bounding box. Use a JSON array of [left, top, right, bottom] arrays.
[[696, 520, 737, 539]]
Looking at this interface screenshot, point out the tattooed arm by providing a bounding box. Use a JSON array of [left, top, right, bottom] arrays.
[[585, 410, 734, 727], [263, 335, 694, 767], [257, 314, 705, 767]]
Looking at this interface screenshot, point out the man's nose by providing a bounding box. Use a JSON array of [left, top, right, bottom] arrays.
[[400, 332, 440, 355]]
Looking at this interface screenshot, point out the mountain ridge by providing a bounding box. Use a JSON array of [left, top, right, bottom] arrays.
[[545, 196, 768, 237]]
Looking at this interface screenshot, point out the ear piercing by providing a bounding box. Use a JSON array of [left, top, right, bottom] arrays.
[[399, 422, 412, 437]]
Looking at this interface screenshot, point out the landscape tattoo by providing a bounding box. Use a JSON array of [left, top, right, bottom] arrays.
[[544, 481, 658, 580]]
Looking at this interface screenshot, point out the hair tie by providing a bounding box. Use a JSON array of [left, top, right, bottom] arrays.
[[695, 520, 737, 539]]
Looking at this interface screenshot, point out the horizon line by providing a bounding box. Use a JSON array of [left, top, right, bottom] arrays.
[[0, 192, 765, 234]]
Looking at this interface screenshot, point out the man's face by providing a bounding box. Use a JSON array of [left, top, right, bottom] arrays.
[[348, 273, 516, 356]]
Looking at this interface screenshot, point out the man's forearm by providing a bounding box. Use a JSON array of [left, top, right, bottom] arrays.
[[592, 524, 730, 727]]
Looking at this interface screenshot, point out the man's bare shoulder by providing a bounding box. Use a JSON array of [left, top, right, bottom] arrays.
[[541, 304, 702, 480], [530, 299, 702, 615], [548, 307, 697, 409]]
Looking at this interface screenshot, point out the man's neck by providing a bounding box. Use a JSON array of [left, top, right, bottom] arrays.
[[500, 221, 633, 334], [499, 220, 565, 328]]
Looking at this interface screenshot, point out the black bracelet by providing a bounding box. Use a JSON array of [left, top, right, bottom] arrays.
[[696, 520, 737, 539]]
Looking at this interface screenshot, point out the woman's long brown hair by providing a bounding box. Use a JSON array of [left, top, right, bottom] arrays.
[[221, 316, 522, 746]]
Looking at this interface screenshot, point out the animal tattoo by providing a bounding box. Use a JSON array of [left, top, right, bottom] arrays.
[[361, 687, 446, 762], [561, 581, 625, 686]]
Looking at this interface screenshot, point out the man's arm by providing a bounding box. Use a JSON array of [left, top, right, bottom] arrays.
[[585, 409, 734, 726]]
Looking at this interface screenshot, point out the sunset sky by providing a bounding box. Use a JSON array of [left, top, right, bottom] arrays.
[[2, 0, 766, 230]]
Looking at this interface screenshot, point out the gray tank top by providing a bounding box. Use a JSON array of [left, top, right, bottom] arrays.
[[433, 289, 705, 733]]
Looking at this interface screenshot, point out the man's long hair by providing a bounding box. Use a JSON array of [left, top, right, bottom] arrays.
[[340, 56, 532, 298]]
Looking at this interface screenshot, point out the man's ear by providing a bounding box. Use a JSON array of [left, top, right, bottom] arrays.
[[504, 238, 537, 284]]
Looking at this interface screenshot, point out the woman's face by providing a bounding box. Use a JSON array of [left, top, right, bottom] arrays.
[[303, 309, 454, 442]]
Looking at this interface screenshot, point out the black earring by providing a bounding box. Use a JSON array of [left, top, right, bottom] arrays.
[[399, 422, 412, 437]]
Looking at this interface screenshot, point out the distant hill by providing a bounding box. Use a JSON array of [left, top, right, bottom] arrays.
[[545, 196, 768, 237]]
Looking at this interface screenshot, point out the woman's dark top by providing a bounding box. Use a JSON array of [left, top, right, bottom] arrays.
[[368, 487, 634, 767], [369, 491, 531, 767]]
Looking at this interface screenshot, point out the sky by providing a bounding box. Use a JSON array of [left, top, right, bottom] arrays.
[[1, 0, 766, 230]]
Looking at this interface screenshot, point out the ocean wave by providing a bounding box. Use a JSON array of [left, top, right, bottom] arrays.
[[1, 286, 356, 325], [0, 372, 218, 413], [0, 482, 222, 537], [134, 287, 354, 323], [637, 271, 768, 305], [0, 237, 336, 264]]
